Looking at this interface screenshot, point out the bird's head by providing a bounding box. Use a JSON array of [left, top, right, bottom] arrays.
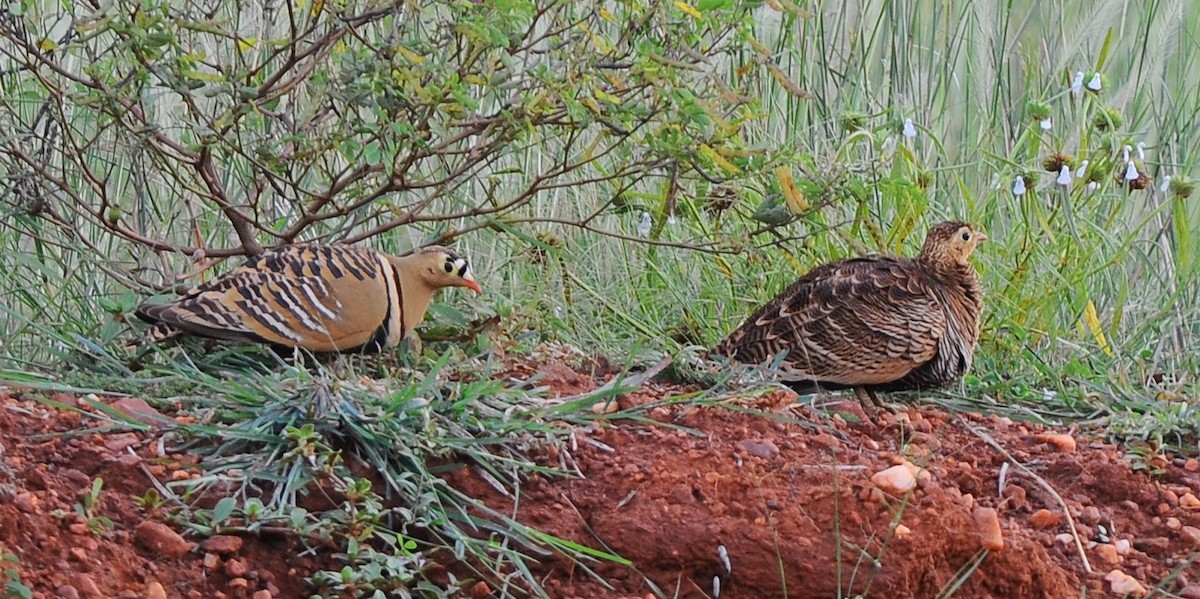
[[918, 221, 987, 267], [403, 246, 483, 294]]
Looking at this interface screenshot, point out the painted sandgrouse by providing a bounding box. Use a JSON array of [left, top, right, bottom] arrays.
[[710, 221, 986, 413], [135, 245, 481, 353]]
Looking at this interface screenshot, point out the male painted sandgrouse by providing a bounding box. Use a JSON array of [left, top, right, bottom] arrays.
[[710, 221, 986, 412], [135, 245, 481, 353]]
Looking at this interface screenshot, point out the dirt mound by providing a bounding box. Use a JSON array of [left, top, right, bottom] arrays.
[[454, 393, 1200, 598], [2, 375, 1199, 598], [0, 392, 329, 598]]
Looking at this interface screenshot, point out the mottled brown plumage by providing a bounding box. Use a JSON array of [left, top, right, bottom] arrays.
[[711, 221, 986, 413], [135, 245, 481, 353]]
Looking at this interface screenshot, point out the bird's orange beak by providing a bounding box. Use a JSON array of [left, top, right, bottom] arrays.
[[975, 230, 988, 242], [462, 273, 483, 295]]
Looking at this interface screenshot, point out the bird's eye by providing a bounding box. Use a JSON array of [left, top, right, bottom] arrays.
[[443, 261, 455, 273], [961, 231, 971, 241]]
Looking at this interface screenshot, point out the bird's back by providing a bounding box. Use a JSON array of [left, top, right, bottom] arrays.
[[712, 254, 970, 390], [136, 245, 398, 353]]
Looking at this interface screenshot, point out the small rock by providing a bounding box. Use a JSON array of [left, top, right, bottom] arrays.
[[1114, 538, 1132, 556], [1167, 517, 1183, 530], [1185, 459, 1199, 472], [468, 581, 491, 599], [14, 492, 39, 513], [69, 574, 101, 598], [893, 524, 912, 539], [871, 465, 916, 495], [590, 400, 618, 415], [1133, 537, 1169, 552], [1179, 584, 1200, 599], [1095, 543, 1119, 564], [1034, 432, 1076, 453], [1080, 506, 1102, 525], [1104, 570, 1148, 597], [737, 438, 779, 459], [55, 586, 80, 599], [1182, 493, 1200, 510], [68, 523, 90, 536], [200, 535, 244, 556], [144, 580, 168, 599], [973, 507, 1004, 552], [252, 591, 272, 599], [228, 578, 249, 589], [202, 553, 220, 570], [115, 453, 142, 468], [62, 469, 91, 486], [103, 433, 141, 453], [1029, 509, 1061, 529], [1182, 526, 1200, 547], [68, 548, 88, 563], [134, 521, 194, 559], [109, 397, 172, 425], [1054, 533, 1076, 546], [224, 558, 249, 578]]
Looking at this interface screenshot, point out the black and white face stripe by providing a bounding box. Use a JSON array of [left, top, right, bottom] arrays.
[[444, 257, 470, 277]]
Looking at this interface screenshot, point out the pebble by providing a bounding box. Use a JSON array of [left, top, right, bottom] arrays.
[[1104, 570, 1148, 597], [200, 535, 244, 556], [1094, 543, 1119, 564], [972, 507, 1004, 551], [134, 521, 195, 559], [893, 524, 912, 539], [1080, 506, 1101, 525], [224, 558, 249, 578], [590, 400, 618, 415], [102, 433, 141, 453], [1034, 432, 1076, 452], [468, 581, 491, 598], [1185, 458, 1199, 472], [1182, 526, 1200, 547], [55, 586, 80, 599], [228, 578, 248, 589], [736, 438, 779, 459], [1167, 517, 1182, 530], [1179, 584, 1200, 599], [109, 397, 172, 425], [14, 492, 39, 513], [1054, 533, 1075, 546], [202, 553, 220, 570], [1133, 537, 1169, 552], [871, 465, 916, 495], [144, 580, 168, 599], [1114, 539, 1132, 556], [1181, 493, 1200, 510], [1029, 509, 1061, 529], [69, 574, 100, 598], [252, 591, 272, 599]]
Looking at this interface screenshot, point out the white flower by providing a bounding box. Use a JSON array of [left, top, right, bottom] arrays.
[[1013, 177, 1027, 196], [1040, 118, 1052, 131], [1160, 174, 1172, 193], [1136, 141, 1146, 161], [636, 211, 652, 237], [1087, 73, 1102, 91], [902, 118, 917, 138], [1122, 145, 1132, 163], [1124, 161, 1139, 181], [1071, 71, 1084, 97], [1086, 181, 1100, 194], [989, 173, 1001, 189], [1078, 160, 1089, 178], [667, 213, 677, 226], [1056, 165, 1072, 186]]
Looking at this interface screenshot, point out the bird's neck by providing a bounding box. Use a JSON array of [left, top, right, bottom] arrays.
[[398, 274, 438, 338]]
